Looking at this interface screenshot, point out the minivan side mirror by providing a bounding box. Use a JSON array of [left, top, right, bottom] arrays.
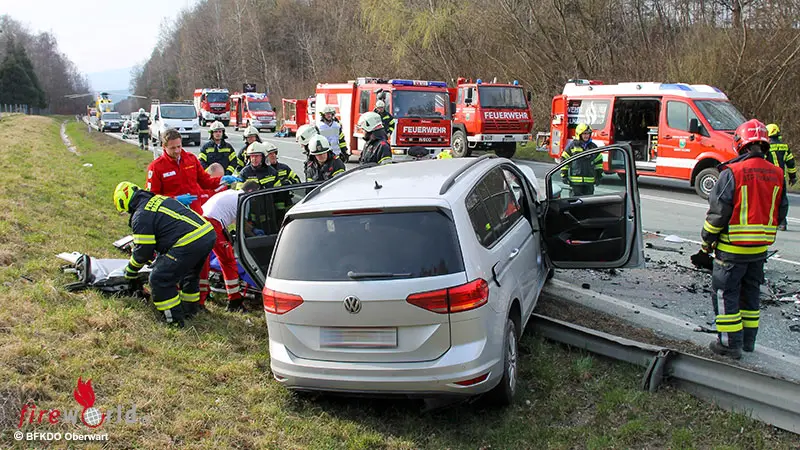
[[689, 118, 700, 134]]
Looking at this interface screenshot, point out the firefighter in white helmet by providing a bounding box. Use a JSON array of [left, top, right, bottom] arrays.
[[136, 108, 151, 150], [306, 135, 346, 181], [200, 121, 237, 175], [234, 125, 261, 173], [318, 105, 350, 162], [373, 100, 395, 136], [296, 124, 320, 181], [357, 111, 392, 165]]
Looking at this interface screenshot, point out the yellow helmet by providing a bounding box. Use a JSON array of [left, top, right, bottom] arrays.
[[574, 123, 592, 138], [766, 123, 780, 137], [113, 181, 139, 212], [437, 149, 453, 159]]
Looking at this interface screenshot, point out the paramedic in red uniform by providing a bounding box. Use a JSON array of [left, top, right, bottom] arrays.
[[146, 129, 239, 214], [700, 119, 788, 359]]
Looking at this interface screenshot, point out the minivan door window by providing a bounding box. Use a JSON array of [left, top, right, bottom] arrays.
[[466, 168, 522, 247]]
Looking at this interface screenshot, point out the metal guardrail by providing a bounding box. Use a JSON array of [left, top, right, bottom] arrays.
[[532, 313, 800, 434]]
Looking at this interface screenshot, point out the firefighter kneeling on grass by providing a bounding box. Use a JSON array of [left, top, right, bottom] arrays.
[[700, 119, 788, 359], [114, 182, 216, 327], [560, 123, 603, 196]]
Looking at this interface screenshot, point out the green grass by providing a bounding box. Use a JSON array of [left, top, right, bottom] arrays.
[[0, 115, 798, 448], [514, 142, 556, 163]]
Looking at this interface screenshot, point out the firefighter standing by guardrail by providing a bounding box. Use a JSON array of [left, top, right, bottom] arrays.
[[765, 123, 796, 231], [700, 119, 788, 359]]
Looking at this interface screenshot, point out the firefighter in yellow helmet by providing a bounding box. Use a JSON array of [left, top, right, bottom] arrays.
[[114, 181, 216, 327], [560, 123, 603, 196], [765, 123, 796, 231], [437, 149, 453, 159]]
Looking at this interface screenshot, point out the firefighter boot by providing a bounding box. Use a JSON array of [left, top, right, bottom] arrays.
[[183, 301, 208, 319], [163, 305, 185, 328], [226, 298, 247, 313], [709, 340, 742, 360], [743, 328, 758, 352]]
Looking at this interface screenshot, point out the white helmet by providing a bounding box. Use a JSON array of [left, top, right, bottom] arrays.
[[246, 142, 272, 156], [243, 126, 259, 137], [307, 135, 331, 155], [321, 105, 336, 115], [296, 124, 318, 146], [209, 121, 225, 131], [375, 100, 385, 109], [138, 108, 145, 114], [357, 111, 384, 133]]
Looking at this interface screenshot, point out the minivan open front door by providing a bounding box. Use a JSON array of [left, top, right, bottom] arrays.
[[235, 182, 323, 287], [543, 144, 643, 269]]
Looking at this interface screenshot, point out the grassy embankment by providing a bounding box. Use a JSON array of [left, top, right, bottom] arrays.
[[0, 115, 798, 448]]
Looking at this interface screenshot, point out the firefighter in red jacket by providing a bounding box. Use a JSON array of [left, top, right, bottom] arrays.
[[700, 119, 789, 359], [146, 129, 239, 214]]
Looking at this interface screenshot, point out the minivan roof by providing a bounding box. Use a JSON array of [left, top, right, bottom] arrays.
[[294, 158, 496, 211]]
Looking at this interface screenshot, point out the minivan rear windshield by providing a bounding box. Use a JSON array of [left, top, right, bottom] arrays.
[[160, 105, 196, 119], [269, 210, 464, 281]]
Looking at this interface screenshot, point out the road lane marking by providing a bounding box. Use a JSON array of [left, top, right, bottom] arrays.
[[641, 194, 799, 224]]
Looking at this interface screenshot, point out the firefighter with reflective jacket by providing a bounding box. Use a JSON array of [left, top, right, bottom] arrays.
[[234, 126, 262, 173], [318, 106, 350, 162], [239, 142, 280, 189], [136, 108, 151, 150], [114, 182, 216, 327], [374, 100, 395, 136], [265, 145, 301, 185], [306, 135, 346, 181], [296, 124, 320, 181], [700, 119, 788, 359], [560, 123, 603, 196], [765, 123, 796, 231], [200, 121, 238, 175], [357, 111, 392, 165]]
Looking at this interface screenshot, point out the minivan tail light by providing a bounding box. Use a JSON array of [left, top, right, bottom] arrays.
[[406, 279, 489, 314], [263, 288, 303, 314]]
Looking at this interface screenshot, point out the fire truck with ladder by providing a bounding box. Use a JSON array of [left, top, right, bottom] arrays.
[[315, 77, 452, 161], [193, 88, 231, 126], [447, 77, 534, 159], [547, 79, 745, 198]]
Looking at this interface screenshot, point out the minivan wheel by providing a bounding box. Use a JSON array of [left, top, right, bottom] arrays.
[[486, 318, 518, 406]]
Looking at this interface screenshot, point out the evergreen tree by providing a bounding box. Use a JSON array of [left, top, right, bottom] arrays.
[[14, 42, 46, 107], [0, 38, 46, 108]]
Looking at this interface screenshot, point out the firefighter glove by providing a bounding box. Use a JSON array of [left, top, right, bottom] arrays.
[[175, 194, 197, 205], [701, 241, 714, 254], [790, 174, 797, 186], [220, 175, 241, 185]]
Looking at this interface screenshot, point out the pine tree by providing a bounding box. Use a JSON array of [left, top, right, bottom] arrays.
[[0, 38, 46, 108], [13, 41, 46, 107]]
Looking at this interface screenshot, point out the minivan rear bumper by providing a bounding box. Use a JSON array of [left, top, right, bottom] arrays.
[[269, 335, 503, 396]]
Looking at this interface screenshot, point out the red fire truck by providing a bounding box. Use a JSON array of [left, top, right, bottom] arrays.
[[193, 88, 231, 126], [548, 80, 745, 198], [230, 92, 278, 132], [447, 77, 534, 158], [315, 77, 452, 161]]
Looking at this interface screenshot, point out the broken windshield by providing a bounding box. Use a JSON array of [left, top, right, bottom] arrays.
[[391, 91, 451, 119]]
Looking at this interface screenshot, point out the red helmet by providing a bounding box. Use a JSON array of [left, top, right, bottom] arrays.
[[733, 119, 769, 154]]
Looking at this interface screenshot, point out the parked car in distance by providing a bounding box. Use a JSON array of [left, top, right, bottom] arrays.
[[236, 147, 643, 405], [99, 112, 123, 132]]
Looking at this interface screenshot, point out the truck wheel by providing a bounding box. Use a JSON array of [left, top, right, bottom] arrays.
[[495, 143, 516, 159], [451, 130, 469, 158], [694, 167, 719, 200]]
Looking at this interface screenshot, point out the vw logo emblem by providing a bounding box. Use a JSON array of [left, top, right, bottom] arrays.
[[343, 296, 361, 314]]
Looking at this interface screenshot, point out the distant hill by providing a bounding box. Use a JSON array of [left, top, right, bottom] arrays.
[[88, 67, 134, 101]]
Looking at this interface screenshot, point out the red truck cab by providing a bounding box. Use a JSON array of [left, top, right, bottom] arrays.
[[230, 92, 278, 132], [193, 88, 231, 126], [448, 78, 534, 158]]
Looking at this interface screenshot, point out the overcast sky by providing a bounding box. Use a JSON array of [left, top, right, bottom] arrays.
[[2, 0, 199, 75]]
